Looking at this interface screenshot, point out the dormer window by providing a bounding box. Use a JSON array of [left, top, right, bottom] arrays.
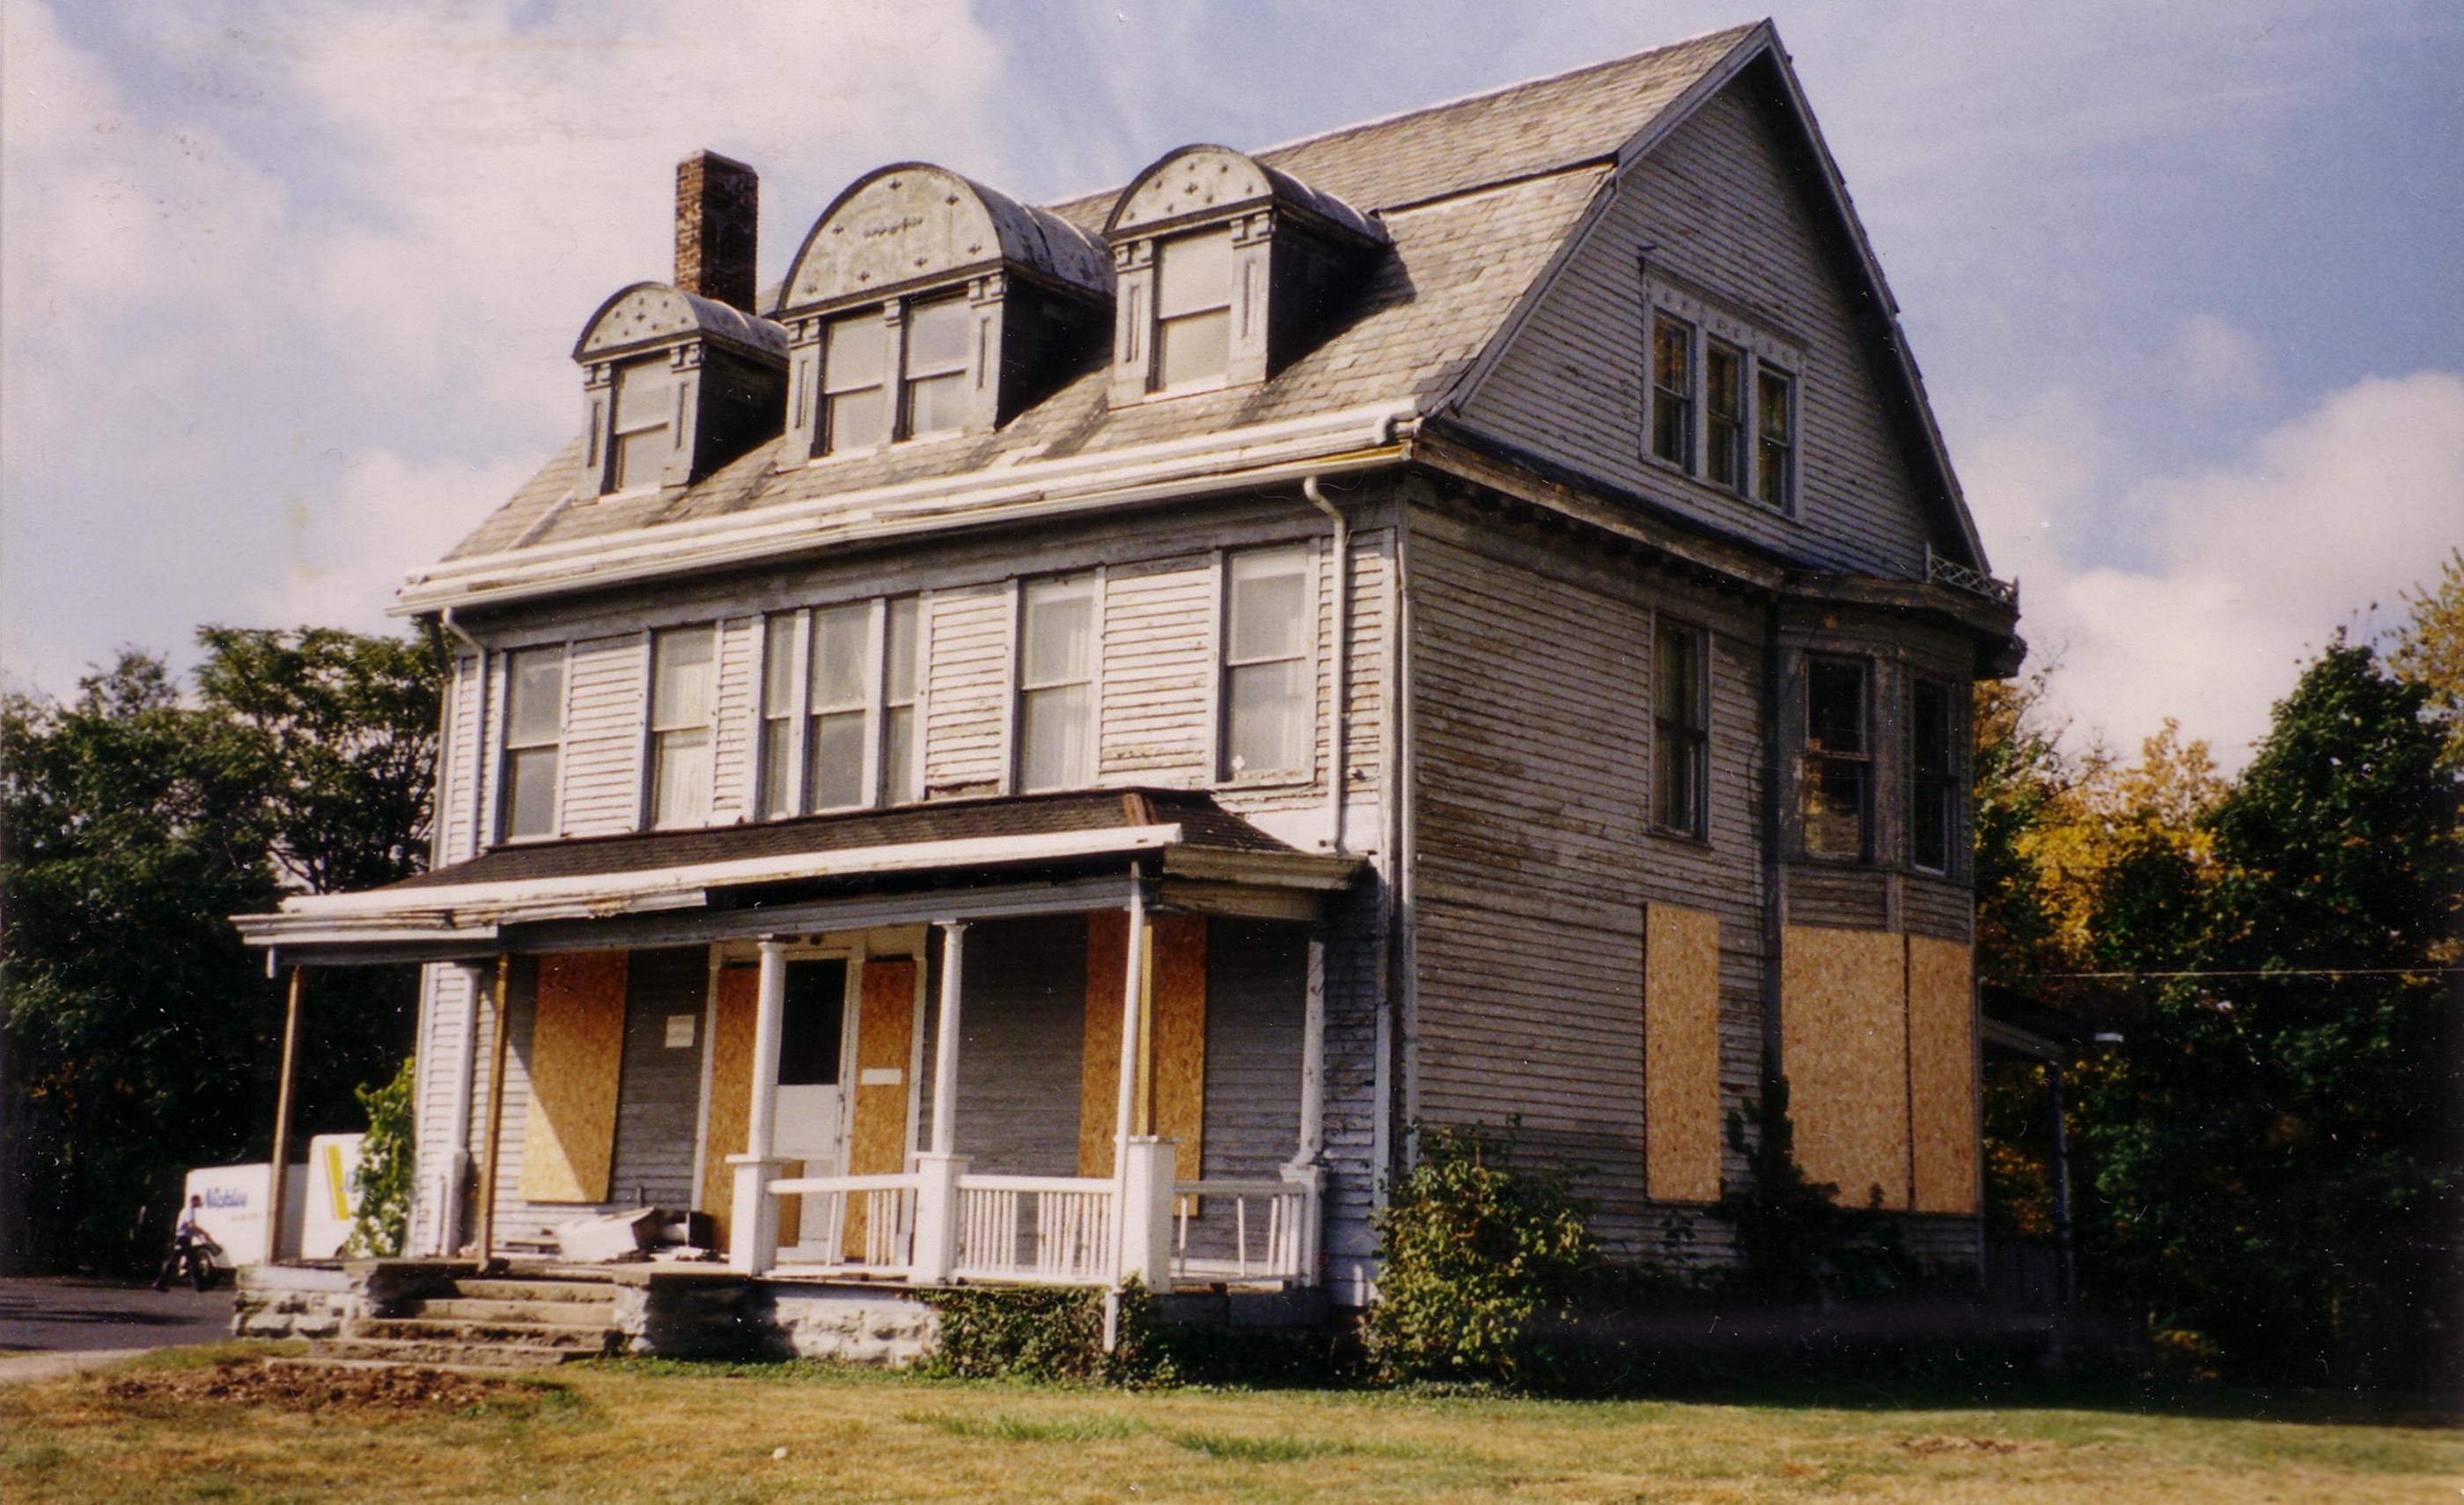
[[611, 356, 677, 491], [574, 284, 788, 497], [1105, 145, 1385, 407], [780, 163, 1110, 466]]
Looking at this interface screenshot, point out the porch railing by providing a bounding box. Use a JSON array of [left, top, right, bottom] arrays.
[[1172, 1178, 1311, 1283], [766, 1172, 918, 1274], [952, 1175, 1115, 1284]]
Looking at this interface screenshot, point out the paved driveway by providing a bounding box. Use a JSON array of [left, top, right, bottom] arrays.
[[0, 1277, 233, 1378]]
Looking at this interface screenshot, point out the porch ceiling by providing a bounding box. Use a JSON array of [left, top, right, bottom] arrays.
[[232, 789, 1358, 962]]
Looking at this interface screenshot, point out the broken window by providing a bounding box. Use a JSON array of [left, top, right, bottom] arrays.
[[1222, 547, 1313, 779], [1802, 656, 1869, 860]]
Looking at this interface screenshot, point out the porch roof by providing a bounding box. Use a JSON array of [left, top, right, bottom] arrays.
[[232, 789, 1358, 961]]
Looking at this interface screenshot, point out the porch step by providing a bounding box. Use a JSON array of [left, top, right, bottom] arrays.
[[448, 1278, 619, 1305], [410, 1296, 619, 1327], [350, 1317, 619, 1351], [311, 1338, 586, 1371]]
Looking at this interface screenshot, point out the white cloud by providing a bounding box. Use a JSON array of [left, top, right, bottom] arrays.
[[1972, 371, 2464, 763], [2166, 314, 2271, 407], [243, 448, 537, 634]]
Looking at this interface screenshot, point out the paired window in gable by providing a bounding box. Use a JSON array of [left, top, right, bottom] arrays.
[[1651, 619, 1708, 838], [500, 646, 566, 841], [817, 297, 978, 456], [758, 598, 922, 816], [1644, 285, 1800, 510]]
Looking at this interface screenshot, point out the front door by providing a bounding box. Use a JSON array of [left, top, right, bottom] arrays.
[[774, 958, 848, 1252]]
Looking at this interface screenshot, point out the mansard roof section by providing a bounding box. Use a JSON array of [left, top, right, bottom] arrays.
[[782, 163, 1111, 314], [573, 282, 790, 363], [1106, 144, 1384, 246]]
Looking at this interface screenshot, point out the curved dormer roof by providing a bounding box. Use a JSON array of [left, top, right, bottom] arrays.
[[1106, 144, 1385, 246], [573, 283, 790, 364], [782, 163, 1111, 313]]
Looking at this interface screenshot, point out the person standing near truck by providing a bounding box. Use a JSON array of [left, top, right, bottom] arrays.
[[152, 1196, 210, 1291]]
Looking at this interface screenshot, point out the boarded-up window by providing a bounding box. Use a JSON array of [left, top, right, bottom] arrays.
[[519, 951, 629, 1203], [1778, 926, 1908, 1208], [1080, 912, 1206, 1183], [1908, 936, 1977, 1214], [1644, 903, 1721, 1203]]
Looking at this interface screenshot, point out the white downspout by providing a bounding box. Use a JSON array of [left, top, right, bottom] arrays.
[[1303, 475, 1349, 854]]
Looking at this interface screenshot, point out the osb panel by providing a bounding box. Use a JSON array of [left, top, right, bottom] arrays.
[[702, 965, 759, 1253], [777, 1157, 803, 1249], [1151, 914, 1208, 1187], [1907, 935, 1978, 1215], [1644, 903, 1722, 1203], [1779, 925, 1909, 1209], [519, 951, 629, 1204], [844, 958, 917, 1259], [1079, 912, 1128, 1178]]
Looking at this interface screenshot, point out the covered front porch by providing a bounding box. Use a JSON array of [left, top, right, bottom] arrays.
[[235, 789, 1359, 1296]]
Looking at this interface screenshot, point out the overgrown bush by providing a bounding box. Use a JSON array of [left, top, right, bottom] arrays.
[[918, 1280, 1171, 1384], [342, 1056, 415, 1257], [1364, 1121, 1600, 1384], [1714, 1063, 1916, 1300]]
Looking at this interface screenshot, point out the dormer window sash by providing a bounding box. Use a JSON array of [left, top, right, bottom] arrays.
[[820, 307, 892, 454], [1152, 228, 1236, 393]]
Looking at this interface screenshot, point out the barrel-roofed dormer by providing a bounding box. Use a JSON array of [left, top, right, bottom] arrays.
[[776, 164, 1112, 466], [574, 283, 791, 496], [1104, 145, 1386, 406]]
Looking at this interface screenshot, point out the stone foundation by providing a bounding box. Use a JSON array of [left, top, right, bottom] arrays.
[[232, 1263, 361, 1340]]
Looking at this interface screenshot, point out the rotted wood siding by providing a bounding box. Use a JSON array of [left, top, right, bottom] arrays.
[[1098, 553, 1213, 782], [1453, 80, 1933, 579], [606, 947, 711, 1211], [560, 635, 646, 836], [917, 916, 1087, 1176], [1201, 919, 1308, 1178], [922, 584, 1011, 798], [710, 617, 760, 825]]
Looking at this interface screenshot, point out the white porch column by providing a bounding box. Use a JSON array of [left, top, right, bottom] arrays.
[[1280, 933, 1329, 1284], [911, 921, 971, 1284], [1117, 1135, 1178, 1288], [1110, 878, 1149, 1164], [432, 961, 487, 1257], [729, 937, 791, 1275]]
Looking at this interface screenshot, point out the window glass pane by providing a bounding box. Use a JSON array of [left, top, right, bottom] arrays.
[[1757, 368, 1793, 508], [811, 604, 870, 710], [504, 650, 564, 746], [903, 371, 967, 436], [760, 716, 794, 818], [1156, 231, 1233, 318], [1157, 309, 1231, 389], [1226, 659, 1310, 776], [806, 711, 865, 808], [505, 745, 559, 839], [1806, 659, 1865, 753], [883, 598, 919, 703], [777, 961, 846, 1087], [882, 704, 916, 804], [1019, 683, 1093, 790], [1656, 626, 1702, 730], [1705, 345, 1743, 489], [761, 616, 798, 713], [825, 389, 887, 452], [904, 298, 971, 376], [1651, 317, 1693, 466], [651, 627, 715, 730], [613, 357, 673, 429], [651, 727, 712, 827], [1021, 579, 1094, 686], [1913, 680, 1951, 775], [1228, 552, 1309, 662], [1654, 724, 1702, 832], [1912, 783, 1949, 871], [614, 429, 669, 489], [823, 312, 886, 392]]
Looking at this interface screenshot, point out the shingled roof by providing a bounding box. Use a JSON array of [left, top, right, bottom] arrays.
[[420, 25, 1766, 571]]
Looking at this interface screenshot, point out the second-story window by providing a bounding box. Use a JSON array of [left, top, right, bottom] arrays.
[[901, 297, 971, 437], [611, 356, 674, 491], [1802, 656, 1870, 860], [500, 646, 564, 841], [822, 310, 889, 453], [1704, 342, 1745, 491], [759, 615, 798, 819], [1652, 620, 1708, 836], [1154, 231, 1234, 391], [648, 625, 716, 829], [1221, 547, 1312, 780], [881, 597, 921, 804], [757, 598, 921, 815], [1650, 316, 1694, 467], [1018, 575, 1097, 791], [806, 602, 872, 810], [1756, 367, 1796, 510], [1910, 678, 1955, 873]]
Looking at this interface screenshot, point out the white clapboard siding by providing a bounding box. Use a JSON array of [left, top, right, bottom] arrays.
[[409, 962, 474, 1255], [923, 584, 1010, 797], [560, 635, 648, 836], [438, 654, 486, 864], [1098, 554, 1212, 783], [1454, 83, 1931, 580], [710, 617, 758, 824], [1342, 530, 1391, 795]]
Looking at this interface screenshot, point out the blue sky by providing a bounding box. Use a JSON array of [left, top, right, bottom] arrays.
[[5, 0, 2459, 766]]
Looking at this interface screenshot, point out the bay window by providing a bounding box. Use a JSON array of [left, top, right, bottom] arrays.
[[1802, 656, 1870, 860], [1017, 575, 1097, 791], [1910, 677, 1955, 873], [1221, 547, 1313, 780]]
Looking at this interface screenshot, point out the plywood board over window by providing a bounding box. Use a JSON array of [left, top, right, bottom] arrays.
[[1907, 936, 1978, 1214], [519, 951, 630, 1204], [843, 957, 917, 1259], [1779, 926, 1909, 1209], [1644, 903, 1722, 1203], [1080, 912, 1207, 1182]]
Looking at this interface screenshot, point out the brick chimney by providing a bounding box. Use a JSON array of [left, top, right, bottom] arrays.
[[675, 150, 758, 312]]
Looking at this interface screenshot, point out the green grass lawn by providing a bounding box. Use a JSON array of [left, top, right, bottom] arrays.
[[4, 1343, 2455, 1504]]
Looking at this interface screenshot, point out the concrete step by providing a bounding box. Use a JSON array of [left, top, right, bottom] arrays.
[[446, 1278, 618, 1305], [411, 1297, 618, 1327], [351, 1318, 617, 1352], [313, 1338, 584, 1371]]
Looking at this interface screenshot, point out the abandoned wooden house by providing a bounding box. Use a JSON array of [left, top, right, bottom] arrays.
[[233, 19, 2022, 1360]]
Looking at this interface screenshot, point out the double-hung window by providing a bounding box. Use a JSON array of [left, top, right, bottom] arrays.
[[1802, 656, 1871, 860], [821, 310, 889, 453], [1154, 231, 1234, 391], [1650, 316, 1695, 467], [1704, 343, 1745, 490], [757, 598, 922, 815], [1652, 620, 1708, 837], [1644, 284, 1800, 510], [1017, 576, 1097, 791], [1221, 547, 1313, 780], [500, 646, 564, 841], [1909, 678, 1956, 873], [647, 625, 716, 829], [610, 356, 674, 491], [901, 297, 971, 438], [1756, 367, 1795, 509]]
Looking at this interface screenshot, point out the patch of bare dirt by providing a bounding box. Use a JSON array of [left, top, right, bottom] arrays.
[[100, 1360, 555, 1414], [1899, 1433, 2046, 1455]]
